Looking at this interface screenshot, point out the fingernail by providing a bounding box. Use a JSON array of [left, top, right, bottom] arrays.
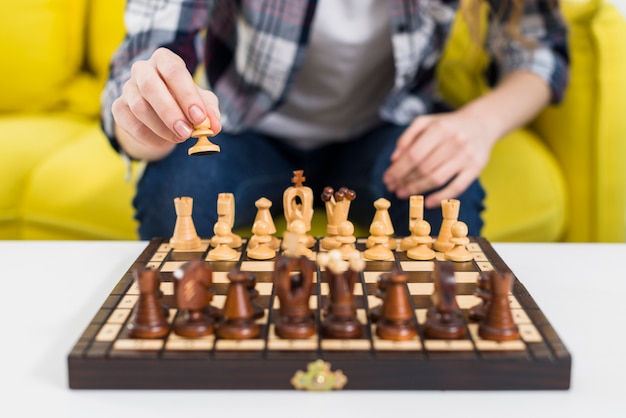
[[174, 120, 193, 138], [189, 105, 205, 123]]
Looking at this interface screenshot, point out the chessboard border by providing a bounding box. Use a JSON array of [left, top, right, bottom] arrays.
[[67, 237, 572, 390]]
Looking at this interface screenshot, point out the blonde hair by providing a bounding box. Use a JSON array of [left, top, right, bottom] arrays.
[[462, 0, 559, 48]]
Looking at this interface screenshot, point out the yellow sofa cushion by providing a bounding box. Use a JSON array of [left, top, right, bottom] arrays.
[[0, 0, 87, 112], [0, 114, 137, 240], [20, 121, 137, 240], [481, 129, 567, 241], [0, 114, 92, 238], [533, 1, 626, 241]]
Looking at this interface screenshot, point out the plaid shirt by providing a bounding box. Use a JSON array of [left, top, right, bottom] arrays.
[[101, 0, 568, 148]]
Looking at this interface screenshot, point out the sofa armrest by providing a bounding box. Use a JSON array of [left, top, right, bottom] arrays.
[[531, 1, 626, 242]]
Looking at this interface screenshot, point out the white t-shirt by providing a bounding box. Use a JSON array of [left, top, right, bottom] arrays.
[[254, 0, 395, 149]]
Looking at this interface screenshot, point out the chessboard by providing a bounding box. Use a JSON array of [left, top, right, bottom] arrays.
[[67, 235, 571, 390]]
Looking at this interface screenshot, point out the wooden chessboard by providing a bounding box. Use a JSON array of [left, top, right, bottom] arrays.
[[67, 236, 571, 390]]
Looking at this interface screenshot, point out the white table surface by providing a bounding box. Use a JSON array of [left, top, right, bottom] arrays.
[[1, 240, 625, 417]]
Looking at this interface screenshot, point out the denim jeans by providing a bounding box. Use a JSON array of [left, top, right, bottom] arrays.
[[134, 122, 485, 240]]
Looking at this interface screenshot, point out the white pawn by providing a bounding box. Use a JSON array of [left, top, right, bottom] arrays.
[[444, 221, 473, 262], [336, 220, 360, 260], [407, 219, 435, 260], [246, 220, 276, 260], [282, 220, 313, 259], [364, 221, 394, 261], [207, 221, 238, 260]]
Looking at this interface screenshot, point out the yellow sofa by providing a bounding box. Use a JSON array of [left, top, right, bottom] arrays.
[[0, 0, 625, 242], [0, 0, 136, 240]]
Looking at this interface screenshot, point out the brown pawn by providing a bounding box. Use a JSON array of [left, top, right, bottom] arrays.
[[368, 272, 391, 322], [319, 250, 364, 339], [423, 261, 466, 339], [217, 268, 260, 339], [273, 254, 316, 339], [173, 260, 215, 338], [246, 273, 265, 319], [128, 266, 170, 339], [468, 272, 492, 321], [375, 270, 417, 341], [478, 271, 520, 341]]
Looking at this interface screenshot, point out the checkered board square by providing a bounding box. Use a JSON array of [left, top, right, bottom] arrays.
[[68, 237, 571, 390]]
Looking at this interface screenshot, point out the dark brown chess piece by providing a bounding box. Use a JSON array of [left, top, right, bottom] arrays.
[[368, 272, 391, 322], [375, 270, 418, 340], [273, 254, 316, 339], [468, 272, 492, 321], [217, 268, 260, 339], [319, 250, 364, 339], [172, 260, 216, 338], [247, 273, 265, 319], [478, 271, 520, 341], [128, 266, 170, 339], [423, 261, 466, 339]]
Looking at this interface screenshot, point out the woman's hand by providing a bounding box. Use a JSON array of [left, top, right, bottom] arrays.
[[112, 48, 222, 161], [383, 70, 551, 208], [383, 108, 496, 209]]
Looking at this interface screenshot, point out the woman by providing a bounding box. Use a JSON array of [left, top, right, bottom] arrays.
[[102, 0, 569, 239]]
